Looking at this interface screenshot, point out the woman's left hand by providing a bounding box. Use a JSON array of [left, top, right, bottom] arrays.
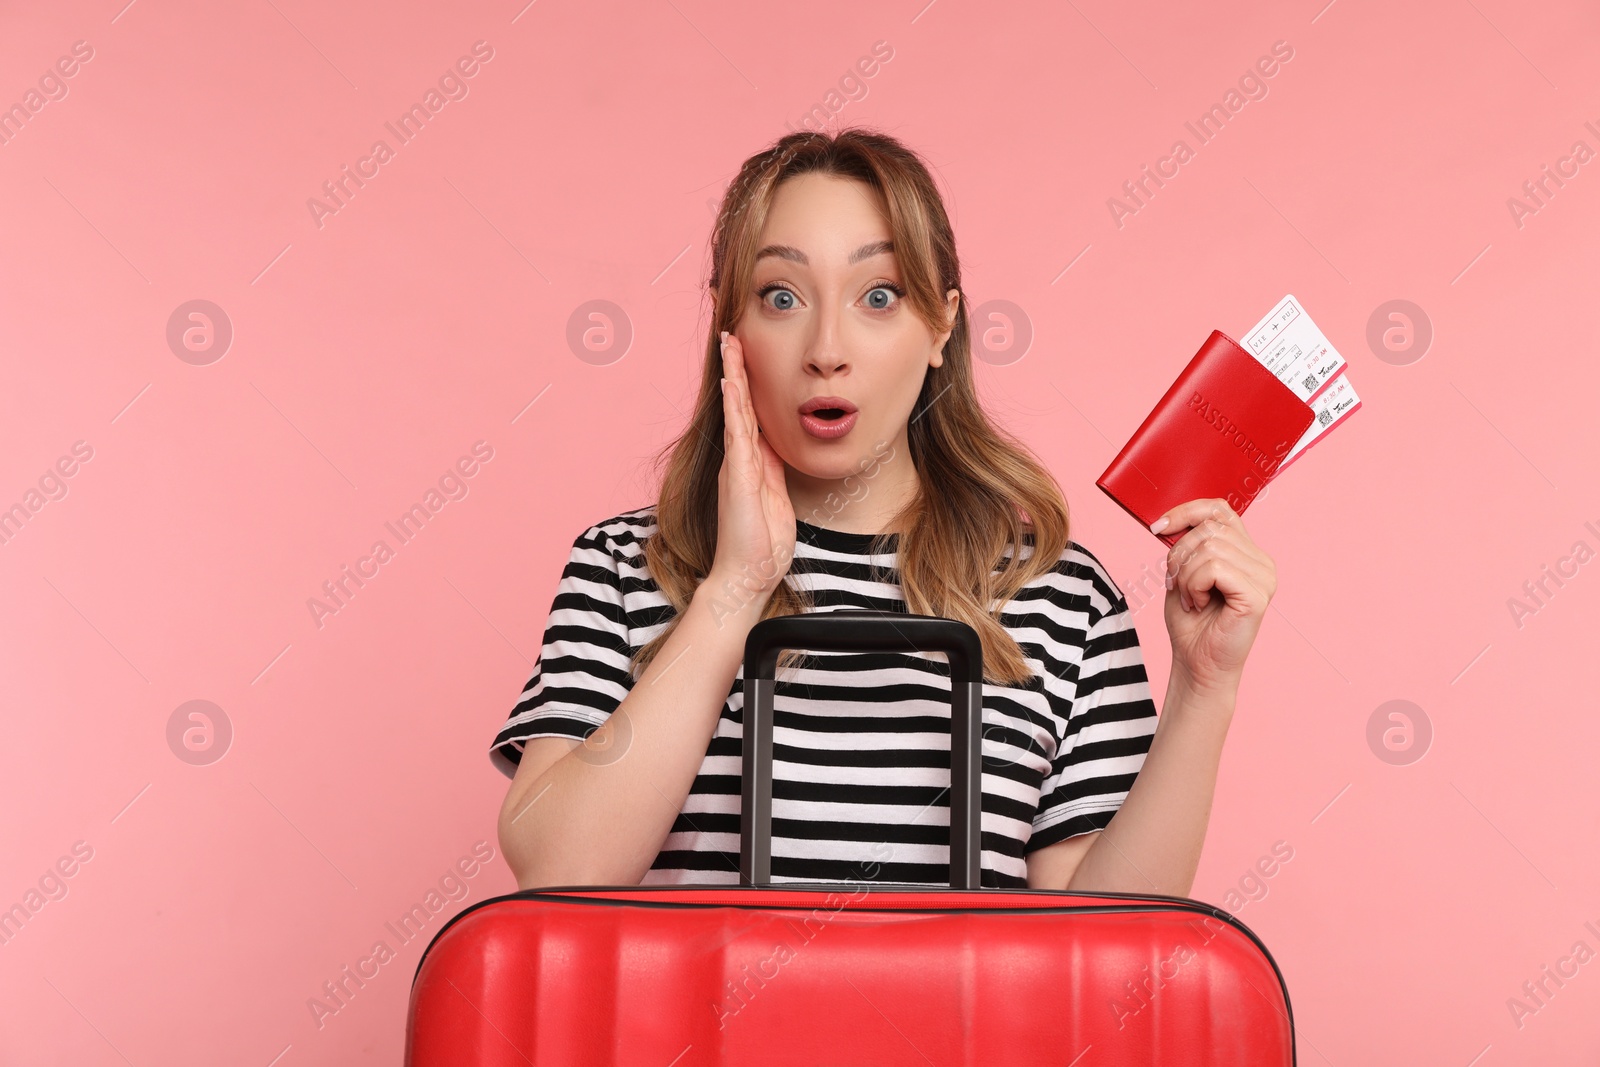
[[1152, 498, 1277, 696]]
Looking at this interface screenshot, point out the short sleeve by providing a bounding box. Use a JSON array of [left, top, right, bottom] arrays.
[[488, 524, 637, 779], [1025, 575, 1160, 853]]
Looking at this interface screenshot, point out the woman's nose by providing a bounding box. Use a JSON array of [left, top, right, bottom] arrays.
[[805, 323, 851, 377], [807, 349, 850, 377]]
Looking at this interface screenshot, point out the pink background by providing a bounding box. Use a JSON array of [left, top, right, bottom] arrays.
[[3, 0, 1598, 1062]]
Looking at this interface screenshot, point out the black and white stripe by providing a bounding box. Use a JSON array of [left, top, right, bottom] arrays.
[[490, 506, 1159, 888]]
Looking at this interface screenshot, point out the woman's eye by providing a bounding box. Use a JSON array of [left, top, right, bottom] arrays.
[[768, 288, 797, 311], [757, 284, 798, 311], [865, 284, 903, 311]]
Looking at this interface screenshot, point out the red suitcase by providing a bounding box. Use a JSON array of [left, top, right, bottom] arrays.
[[407, 610, 1296, 1065]]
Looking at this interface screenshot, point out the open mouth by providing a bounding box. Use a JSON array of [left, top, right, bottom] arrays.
[[798, 396, 859, 440]]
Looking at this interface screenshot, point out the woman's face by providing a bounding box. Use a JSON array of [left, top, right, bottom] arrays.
[[733, 172, 959, 484]]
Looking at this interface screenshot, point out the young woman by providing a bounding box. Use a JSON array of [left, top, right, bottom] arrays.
[[492, 129, 1277, 894]]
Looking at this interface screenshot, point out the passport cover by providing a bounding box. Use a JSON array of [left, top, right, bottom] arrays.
[[1096, 329, 1315, 548]]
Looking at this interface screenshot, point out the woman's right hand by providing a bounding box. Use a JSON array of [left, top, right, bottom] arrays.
[[709, 329, 796, 610]]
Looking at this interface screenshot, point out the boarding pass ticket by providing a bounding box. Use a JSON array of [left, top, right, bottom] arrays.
[[1274, 372, 1361, 475], [1241, 293, 1361, 475], [1242, 293, 1345, 403]]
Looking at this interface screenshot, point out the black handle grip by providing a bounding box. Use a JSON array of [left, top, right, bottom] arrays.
[[742, 608, 984, 682], [739, 610, 985, 890]]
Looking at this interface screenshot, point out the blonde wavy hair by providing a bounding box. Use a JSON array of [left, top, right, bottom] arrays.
[[632, 127, 1071, 686]]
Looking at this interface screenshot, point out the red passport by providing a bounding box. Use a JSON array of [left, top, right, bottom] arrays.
[[1096, 329, 1315, 548]]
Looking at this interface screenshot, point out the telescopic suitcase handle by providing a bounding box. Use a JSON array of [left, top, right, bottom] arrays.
[[740, 609, 985, 890]]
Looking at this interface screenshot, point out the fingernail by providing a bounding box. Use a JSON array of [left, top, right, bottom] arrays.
[[1150, 516, 1170, 534], [720, 377, 727, 394]]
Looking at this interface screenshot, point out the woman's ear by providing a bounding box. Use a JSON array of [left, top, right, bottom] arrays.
[[930, 288, 961, 367]]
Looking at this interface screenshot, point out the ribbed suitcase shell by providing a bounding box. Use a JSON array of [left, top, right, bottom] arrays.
[[411, 611, 1295, 1064], [405, 883, 1295, 1065]]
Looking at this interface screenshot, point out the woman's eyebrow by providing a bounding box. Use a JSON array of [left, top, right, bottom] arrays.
[[754, 240, 894, 266]]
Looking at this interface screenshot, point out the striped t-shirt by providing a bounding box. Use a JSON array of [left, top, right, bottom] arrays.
[[489, 505, 1160, 889]]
